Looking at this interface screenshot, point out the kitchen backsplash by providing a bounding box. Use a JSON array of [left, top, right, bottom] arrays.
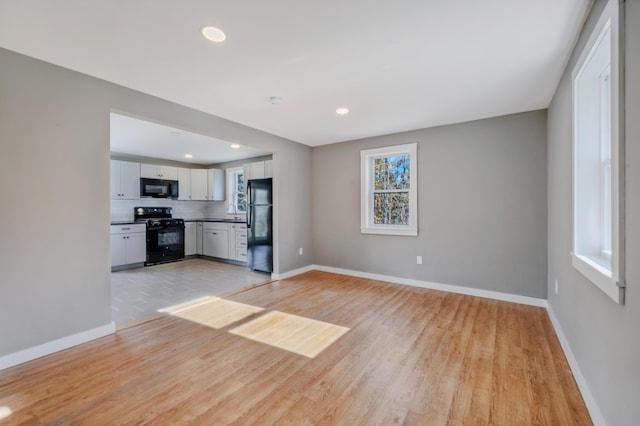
[[111, 198, 228, 221]]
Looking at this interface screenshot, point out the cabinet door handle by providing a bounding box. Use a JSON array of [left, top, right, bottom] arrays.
[[122, 227, 130, 230], [212, 232, 217, 235]]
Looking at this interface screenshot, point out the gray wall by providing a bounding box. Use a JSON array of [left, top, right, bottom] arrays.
[[547, 0, 640, 424], [312, 111, 547, 298], [0, 48, 312, 357]]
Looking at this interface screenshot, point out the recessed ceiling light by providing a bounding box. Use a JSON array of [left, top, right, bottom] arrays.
[[184, 154, 193, 158], [202, 26, 226, 43], [336, 107, 349, 115], [230, 143, 240, 149]]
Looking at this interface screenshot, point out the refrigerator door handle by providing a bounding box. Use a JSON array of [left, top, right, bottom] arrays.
[[247, 180, 252, 229]]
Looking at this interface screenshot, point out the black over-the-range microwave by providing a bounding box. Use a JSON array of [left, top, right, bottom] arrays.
[[140, 178, 179, 198]]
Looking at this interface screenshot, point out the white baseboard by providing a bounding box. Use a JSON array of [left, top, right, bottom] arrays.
[[310, 264, 548, 307], [546, 307, 606, 426], [0, 322, 116, 371], [271, 265, 315, 281]]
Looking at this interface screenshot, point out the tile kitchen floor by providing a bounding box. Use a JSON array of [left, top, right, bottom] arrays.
[[111, 258, 271, 327]]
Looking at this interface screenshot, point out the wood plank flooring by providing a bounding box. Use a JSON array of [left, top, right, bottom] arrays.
[[0, 271, 592, 425]]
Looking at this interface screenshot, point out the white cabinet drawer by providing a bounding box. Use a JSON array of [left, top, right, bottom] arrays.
[[236, 247, 247, 260], [110, 224, 145, 235], [203, 222, 229, 231]]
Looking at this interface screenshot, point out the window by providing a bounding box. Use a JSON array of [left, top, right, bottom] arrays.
[[571, 0, 624, 304], [226, 167, 246, 215], [361, 143, 417, 236]]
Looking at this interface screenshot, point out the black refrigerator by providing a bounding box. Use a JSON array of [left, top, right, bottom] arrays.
[[247, 178, 273, 273]]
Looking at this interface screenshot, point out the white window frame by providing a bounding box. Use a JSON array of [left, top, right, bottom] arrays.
[[226, 167, 246, 216], [360, 143, 417, 236], [571, 0, 625, 304]]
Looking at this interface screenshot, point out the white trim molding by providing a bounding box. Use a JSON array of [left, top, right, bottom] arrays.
[[360, 143, 418, 236], [547, 307, 607, 426], [311, 264, 548, 307], [271, 265, 315, 281], [571, 0, 625, 305], [0, 322, 116, 371]]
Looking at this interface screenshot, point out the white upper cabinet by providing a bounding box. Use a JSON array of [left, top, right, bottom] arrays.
[[243, 160, 273, 194], [208, 169, 225, 201], [191, 169, 209, 201], [173, 167, 223, 201], [110, 160, 140, 200], [140, 164, 178, 180], [264, 160, 273, 178], [178, 168, 192, 200], [243, 161, 266, 182]]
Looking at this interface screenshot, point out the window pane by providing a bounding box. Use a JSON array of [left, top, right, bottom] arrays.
[[374, 155, 410, 190], [235, 172, 244, 193], [373, 193, 409, 225], [237, 192, 247, 212]]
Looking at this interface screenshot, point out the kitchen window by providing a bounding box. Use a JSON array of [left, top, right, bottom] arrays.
[[361, 143, 417, 236], [227, 167, 246, 215], [571, 0, 624, 304]]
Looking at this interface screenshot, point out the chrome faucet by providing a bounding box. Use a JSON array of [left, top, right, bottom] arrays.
[[229, 200, 238, 220]]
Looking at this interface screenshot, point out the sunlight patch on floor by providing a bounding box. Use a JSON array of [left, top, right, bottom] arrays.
[[229, 311, 350, 358], [0, 406, 11, 420], [166, 297, 264, 329]]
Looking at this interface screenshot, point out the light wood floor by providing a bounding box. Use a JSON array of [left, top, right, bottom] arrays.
[[0, 271, 591, 425]]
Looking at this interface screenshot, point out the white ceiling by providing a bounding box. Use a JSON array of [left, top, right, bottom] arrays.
[[0, 0, 591, 147], [110, 113, 270, 165]]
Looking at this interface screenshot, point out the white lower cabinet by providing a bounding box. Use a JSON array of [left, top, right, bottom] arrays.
[[184, 222, 197, 256], [111, 224, 146, 268], [229, 223, 247, 262], [190, 221, 247, 262], [196, 222, 204, 255], [202, 223, 229, 259]]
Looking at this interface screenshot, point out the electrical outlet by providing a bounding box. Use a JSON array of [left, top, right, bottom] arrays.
[[299, 247, 303, 256], [555, 279, 559, 295], [416, 255, 423, 265]]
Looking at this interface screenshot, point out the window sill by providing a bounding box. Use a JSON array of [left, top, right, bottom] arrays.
[[571, 253, 623, 304], [361, 227, 417, 237]]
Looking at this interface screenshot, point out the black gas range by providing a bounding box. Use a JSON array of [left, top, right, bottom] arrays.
[[134, 207, 185, 266]]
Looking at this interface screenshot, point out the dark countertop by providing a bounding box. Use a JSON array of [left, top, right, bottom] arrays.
[[185, 218, 247, 224], [111, 218, 247, 225]]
